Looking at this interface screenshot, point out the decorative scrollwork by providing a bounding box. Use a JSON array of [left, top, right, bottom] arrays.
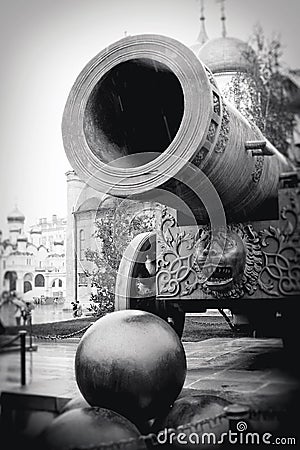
[[157, 190, 300, 299], [192, 147, 209, 167], [157, 208, 199, 297], [213, 91, 221, 116], [157, 207, 263, 299], [258, 189, 300, 296], [191, 71, 223, 167]]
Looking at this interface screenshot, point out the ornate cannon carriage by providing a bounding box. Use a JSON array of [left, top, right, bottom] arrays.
[[62, 34, 300, 342]]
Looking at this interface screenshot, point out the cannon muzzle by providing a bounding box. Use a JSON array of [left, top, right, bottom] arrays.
[[62, 34, 289, 222]]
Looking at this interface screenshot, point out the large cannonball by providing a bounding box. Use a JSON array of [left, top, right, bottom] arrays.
[[40, 407, 145, 450], [156, 394, 230, 449], [59, 394, 90, 414], [75, 310, 186, 423]]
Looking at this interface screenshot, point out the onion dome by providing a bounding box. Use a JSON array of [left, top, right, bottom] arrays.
[[196, 36, 257, 75], [7, 206, 25, 223], [190, 1, 209, 55]]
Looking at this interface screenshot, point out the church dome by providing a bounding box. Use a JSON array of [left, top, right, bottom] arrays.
[[75, 195, 121, 214], [7, 206, 25, 223], [76, 196, 104, 213], [195, 36, 257, 74], [99, 196, 121, 209]]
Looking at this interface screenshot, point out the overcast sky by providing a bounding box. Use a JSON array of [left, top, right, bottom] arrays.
[[0, 0, 299, 234]]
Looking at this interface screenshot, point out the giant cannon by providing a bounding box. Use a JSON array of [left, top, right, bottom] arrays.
[[62, 34, 300, 343]]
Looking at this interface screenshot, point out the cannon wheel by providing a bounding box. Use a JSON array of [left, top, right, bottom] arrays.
[[115, 232, 185, 338]]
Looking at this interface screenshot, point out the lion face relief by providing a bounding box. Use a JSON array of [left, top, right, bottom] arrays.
[[193, 225, 262, 298]]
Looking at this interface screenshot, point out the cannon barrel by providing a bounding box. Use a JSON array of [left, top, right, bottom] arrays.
[[62, 34, 290, 223]]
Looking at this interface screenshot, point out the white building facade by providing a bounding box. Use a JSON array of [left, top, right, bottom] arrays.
[[0, 208, 67, 301], [65, 170, 155, 307]]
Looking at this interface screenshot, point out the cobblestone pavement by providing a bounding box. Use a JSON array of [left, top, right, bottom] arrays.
[[0, 337, 299, 412]]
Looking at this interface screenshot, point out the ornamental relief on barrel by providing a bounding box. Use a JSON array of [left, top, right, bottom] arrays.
[[192, 224, 263, 299], [214, 104, 230, 154], [213, 91, 221, 116], [191, 102, 230, 168], [156, 190, 300, 299], [156, 208, 263, 299], [252, 155, 264, 183]]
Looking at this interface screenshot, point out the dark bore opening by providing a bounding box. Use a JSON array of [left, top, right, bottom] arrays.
[[83, 58, 184, 168]]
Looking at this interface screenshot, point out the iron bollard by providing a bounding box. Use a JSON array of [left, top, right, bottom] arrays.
[[28, 313, 33, 350], [224, 404, 250, 432], [19, 330, 27, 386]]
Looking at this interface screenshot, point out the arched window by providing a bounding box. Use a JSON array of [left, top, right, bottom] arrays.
[[35, 274, 45, 287], [79, 229, 85, 261], [24, 273, 33, 282], [24, 281, 32, 293], [4, 271, 17, 292], [52, 278, 63, 288]]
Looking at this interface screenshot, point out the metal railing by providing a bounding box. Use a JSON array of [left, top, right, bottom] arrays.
[[65, 404, 289, 449]]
